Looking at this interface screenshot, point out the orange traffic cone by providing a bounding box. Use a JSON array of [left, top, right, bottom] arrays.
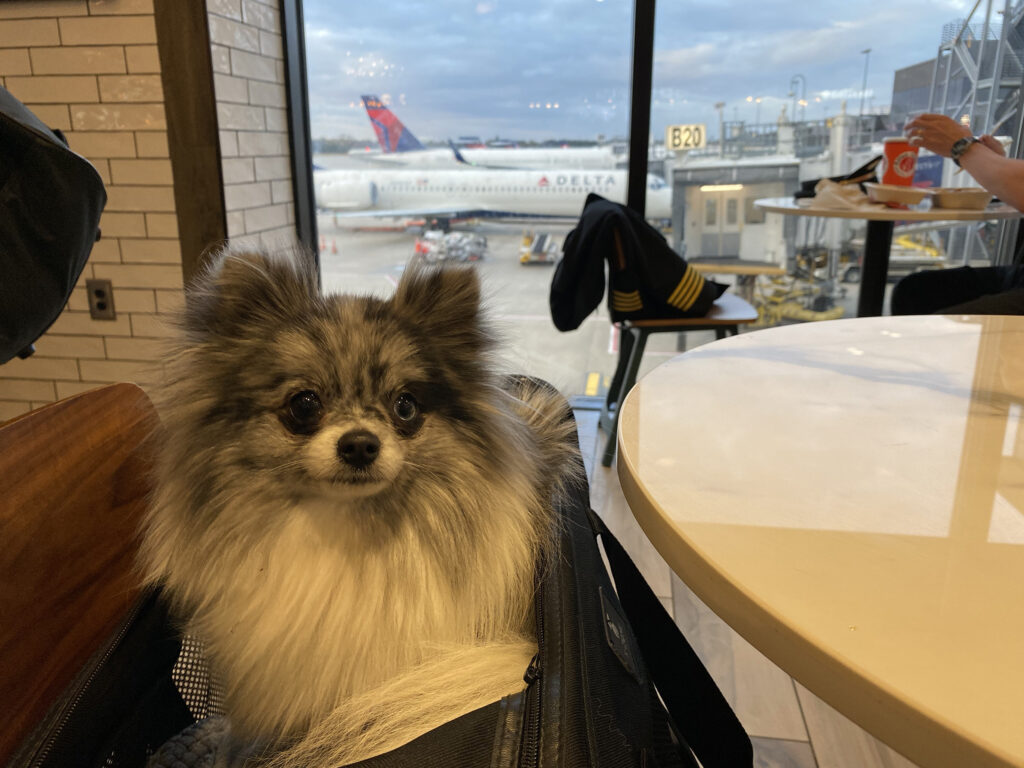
[[331, 239, 337, 254], [319, 235, 326, 252]]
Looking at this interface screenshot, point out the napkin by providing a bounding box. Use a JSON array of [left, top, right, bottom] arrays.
[[812, 179, 871, 209]]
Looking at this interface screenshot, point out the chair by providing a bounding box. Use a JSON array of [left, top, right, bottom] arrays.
[[0, 383, 158, 765], [599, 293, 757, 467]]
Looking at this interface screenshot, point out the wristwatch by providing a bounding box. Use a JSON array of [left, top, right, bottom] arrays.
[[950, 136, 981, 167]]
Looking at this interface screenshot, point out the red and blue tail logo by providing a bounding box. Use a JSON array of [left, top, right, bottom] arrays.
[[361, 95, 425, 153]]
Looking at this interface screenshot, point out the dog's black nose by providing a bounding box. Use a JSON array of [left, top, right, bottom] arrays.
[[337, 429, 380, 468]]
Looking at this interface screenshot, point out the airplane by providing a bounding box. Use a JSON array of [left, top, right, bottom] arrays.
[[354, 95, 623, 170], [313, 166, 671, 226]]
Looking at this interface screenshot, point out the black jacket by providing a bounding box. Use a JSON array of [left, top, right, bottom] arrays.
[[550, 194, 726, 332]]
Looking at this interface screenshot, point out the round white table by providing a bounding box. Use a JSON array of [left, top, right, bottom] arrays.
[[754, 197, 1021, 317], [616, 315, 1024, 768]]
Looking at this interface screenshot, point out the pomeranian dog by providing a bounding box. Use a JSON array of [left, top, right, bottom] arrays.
[[141, 248, 581, 766]]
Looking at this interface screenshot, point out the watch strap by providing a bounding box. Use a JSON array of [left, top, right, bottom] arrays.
[[951, 136, 980, 167]]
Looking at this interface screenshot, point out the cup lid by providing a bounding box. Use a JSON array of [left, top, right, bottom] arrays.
[[884, 136, 912, 143]]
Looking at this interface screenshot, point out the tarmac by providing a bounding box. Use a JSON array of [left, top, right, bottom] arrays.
[[315, 212, 870, 403]]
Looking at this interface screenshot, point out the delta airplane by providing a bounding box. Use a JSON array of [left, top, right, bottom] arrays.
[[358, 95, 622, 170], [313, 166, 671, 224]]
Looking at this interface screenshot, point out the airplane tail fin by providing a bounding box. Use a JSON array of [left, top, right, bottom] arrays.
[[448, 139, 470, 165], [361, 95, 425, 153]]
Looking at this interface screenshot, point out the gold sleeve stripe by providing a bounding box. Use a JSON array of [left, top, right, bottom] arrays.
[[611, 289, 643, 311], [668, 267, 704, 310], [667, 267, 699, 306]]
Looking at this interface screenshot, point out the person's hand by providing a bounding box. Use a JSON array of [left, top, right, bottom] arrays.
[[904, 113, 972, 157], [978, 133, 1006, 156]]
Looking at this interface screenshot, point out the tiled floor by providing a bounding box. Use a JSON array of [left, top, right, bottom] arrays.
[[574, 408, 920, 768]]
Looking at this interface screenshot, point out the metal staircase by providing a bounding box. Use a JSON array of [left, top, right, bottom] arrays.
[[927, 0, 1024, 264]]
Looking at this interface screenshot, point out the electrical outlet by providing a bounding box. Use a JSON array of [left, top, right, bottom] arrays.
[[86, 278, 116, 320]]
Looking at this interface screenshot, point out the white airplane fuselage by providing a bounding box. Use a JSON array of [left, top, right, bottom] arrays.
[[350, 145, 622, 170], [314, 167, 672, 220]]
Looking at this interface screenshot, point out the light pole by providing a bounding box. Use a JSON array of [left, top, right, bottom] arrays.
[[859, 48, 871, 144], [715, 101, 725, 157], [790, 74, 806, 122]]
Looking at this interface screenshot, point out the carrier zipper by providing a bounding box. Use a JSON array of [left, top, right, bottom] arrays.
[[25, 592, 149, 768], [518, 575, 545, 768]]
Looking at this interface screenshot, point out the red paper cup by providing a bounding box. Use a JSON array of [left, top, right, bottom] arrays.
[[880, 137, 919, 186]]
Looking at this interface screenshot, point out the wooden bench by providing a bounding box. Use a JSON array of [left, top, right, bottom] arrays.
[[690, 259, 786, 303], [0, 383, 157, 764], [599, 292, 758, 467]]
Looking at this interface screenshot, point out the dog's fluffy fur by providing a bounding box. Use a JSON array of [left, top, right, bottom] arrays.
[[141, 249, 581, 765]]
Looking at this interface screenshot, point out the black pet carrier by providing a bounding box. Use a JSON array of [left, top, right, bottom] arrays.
[[0, 86, 106, 364], [5, 387, 751, 768]]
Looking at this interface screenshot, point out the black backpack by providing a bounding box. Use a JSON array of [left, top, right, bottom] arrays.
[[8, 410, 751, 768], [0, 86, 106, 364]]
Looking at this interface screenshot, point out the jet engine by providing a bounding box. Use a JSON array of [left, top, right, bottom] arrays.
[[314, 176, 378, 210]]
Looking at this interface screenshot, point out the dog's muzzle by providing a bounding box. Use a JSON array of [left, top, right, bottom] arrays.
[[337, 429, 380, 469]]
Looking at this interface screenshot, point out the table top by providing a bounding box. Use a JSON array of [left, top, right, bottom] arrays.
[[616, 315, 1024, 768], [690, 259, 786, 276], [755, 195, 1022, 222]]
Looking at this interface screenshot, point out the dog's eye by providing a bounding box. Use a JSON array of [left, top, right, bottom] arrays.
[[285, 390, 323, 433], [393, 392, 419, 422]]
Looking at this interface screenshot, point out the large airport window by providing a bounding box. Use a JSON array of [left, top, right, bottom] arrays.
[[301, 0, 1019, 400], [303, 1, 633, 398]]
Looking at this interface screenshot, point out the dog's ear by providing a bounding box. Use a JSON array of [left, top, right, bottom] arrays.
[[184, 248, 318, 338], [392, 261, 490, 357]]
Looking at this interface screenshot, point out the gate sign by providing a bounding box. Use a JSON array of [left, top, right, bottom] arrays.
[[666, 124, 707, 151]]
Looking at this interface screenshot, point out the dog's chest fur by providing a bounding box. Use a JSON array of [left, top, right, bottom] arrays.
[[162, 465, 542, 740]]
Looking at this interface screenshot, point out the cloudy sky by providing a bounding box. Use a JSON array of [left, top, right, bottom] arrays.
[[303, 0, 976, 144]]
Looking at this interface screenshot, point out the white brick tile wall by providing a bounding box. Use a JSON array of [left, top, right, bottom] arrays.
[[0, 48, 32, 74], [6, 75, 100, 103], [71, 102, 166, 130], [229, 48, 275, 82], [210, 44, 231, 73], [0, 356, 81, 381], [0, 379, 58, 401], [109, 157, 173, 184], [105, 184, 176, 211], [124, 44, 159, 73], [224, 180, 271, 210], [0, 401, 33, 420], [129, 313, 175, 338], [28, 103, 71, 129], [120, 237, 181, 263], [209, 16, 260, 52], [222, 156, 255, 184], [88, 0, 155, 15], [30, 46, 126, 74], [145, 213, 179, 238], [0, 0, 300, 416], [54, 380, 109, 399], [99, 212, 147, 237], [98, 73, 163, 102], [0, 1, 189, 415], [66, 130, 137, 156], [89, 237, 123, 262], [214, 72, 248, 103], [0, 3, 88, 19], [58, 16, 156, 46], [0, 19, 60, 47], [135, 130, 168, 156]]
